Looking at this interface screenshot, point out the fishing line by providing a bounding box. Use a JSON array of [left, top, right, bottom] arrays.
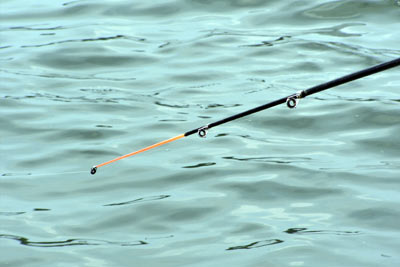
[[91, 57, 400, 175], [2, 170, 87, 178]]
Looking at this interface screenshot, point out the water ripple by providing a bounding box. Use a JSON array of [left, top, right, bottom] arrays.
[[0, 211, 26, 216], [9, 25, 65, 31], [20, 34, 143, 48], [223, 156, 312, 164], [0, 69, 137, 81], [3, 91, 143, 104], [284, 227, 360, 236], [0, 234, 147, 248], [227, 239, 283, 250], [182, 162, 216, 168], [154, 101, 242, 110], [103, 195, 170, 207]]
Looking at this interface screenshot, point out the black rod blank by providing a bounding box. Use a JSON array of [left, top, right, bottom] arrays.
[[303, 57, 400, 97], [184, 57, 400, 137]]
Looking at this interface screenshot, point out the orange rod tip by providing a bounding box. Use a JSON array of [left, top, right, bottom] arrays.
[[92, 133, 186, 171]]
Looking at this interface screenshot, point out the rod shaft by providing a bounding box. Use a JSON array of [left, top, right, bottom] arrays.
[[184, 57, 400, 137], [303, 57, 400, 97], [184, 97, 287, 136]]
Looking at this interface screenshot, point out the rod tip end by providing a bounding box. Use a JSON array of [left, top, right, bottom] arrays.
[[90, 166, 97, 175]]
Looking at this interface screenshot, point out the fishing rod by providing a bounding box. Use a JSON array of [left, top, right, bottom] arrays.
[[91, 57, 400, 175]]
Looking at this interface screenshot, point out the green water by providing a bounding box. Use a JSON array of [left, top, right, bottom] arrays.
[[1, 0, 400, 266]]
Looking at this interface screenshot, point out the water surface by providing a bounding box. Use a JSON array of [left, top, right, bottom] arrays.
[[1, 0, 400, 266]]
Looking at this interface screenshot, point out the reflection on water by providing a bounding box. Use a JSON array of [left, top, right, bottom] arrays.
[[182, 162, 216, 168], [223, 156, 312, 164], [284, 228, 360, 235], [226, 227, 360, 251], [0, 212, 26, 216], [103, 194, 170, 207], [227, 239, 283, 250], [0, 234, 147, 248], [20, 34, 129, 48]]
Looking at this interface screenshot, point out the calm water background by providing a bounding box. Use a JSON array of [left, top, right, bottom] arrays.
[[1, 0, 400, 266]]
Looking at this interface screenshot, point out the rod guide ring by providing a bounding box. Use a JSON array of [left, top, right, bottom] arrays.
[[286, 90, 305, 109], [90, 166, 97, 175], [198, 125, 209, 138], [286, 97, 297, 109]]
